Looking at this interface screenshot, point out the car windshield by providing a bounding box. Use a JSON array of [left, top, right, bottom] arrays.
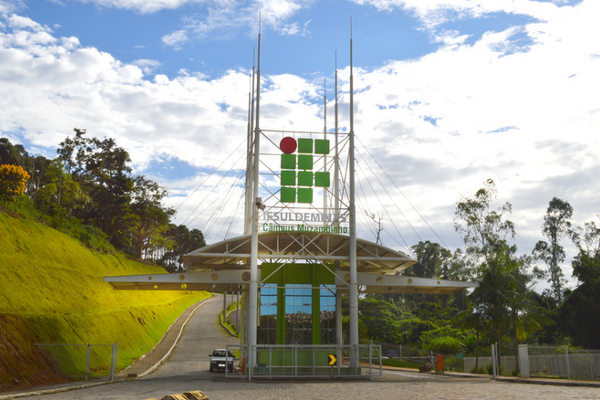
[[213, 350, 227, 357]]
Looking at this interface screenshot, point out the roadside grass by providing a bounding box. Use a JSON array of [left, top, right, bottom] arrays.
[[217, 300, 239, 337], [0, 211, 209, 387]]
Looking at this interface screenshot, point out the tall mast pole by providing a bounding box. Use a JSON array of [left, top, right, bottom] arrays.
[[334, 51, 343, 347], [323, 77, 327, 225], [334, 51, 340, 226], [244, 49, 256, 235], [348, 18, 359, 369], [248, 17, 261, 371]]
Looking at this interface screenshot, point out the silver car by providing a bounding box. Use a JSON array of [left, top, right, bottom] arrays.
[[209, 349, 235, 372]]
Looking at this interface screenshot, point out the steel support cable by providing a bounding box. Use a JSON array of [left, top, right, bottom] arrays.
[[184, 168, 244, 232], [223, 189, 245, 240], [174, 137, 247, 212], [355, 157, 413, 254], [204, 184, 240, 240], [200, 169, 246, 238], [355, 151, 422, 243], [180, 156, 246, 226], [355, 172, 382, 242], [356, 137, 448, 248]]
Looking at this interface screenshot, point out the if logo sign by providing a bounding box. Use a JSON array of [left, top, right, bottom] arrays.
[[279, 137, 330, 203]]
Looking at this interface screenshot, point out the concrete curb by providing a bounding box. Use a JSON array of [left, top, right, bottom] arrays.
[[218, 306, 238, 338], [495, 376, 600, 388], [0, 379, 125, 400], [380, 365, 600, 388]]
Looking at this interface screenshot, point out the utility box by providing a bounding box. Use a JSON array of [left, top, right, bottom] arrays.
[[435, 355, 444, 374]]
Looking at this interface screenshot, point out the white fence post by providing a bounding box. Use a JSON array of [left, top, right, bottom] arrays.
[[566, 345, 571, 379], [85, 344, 91, 380], [518, 344, 529, 378], [110, 343, 115, 381], [114, 342, 119, 378], [368, 344, 372, 379], [491, 344, 497, 380]]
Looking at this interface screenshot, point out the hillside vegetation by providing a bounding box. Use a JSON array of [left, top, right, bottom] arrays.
[[0, 211, 209, 390]]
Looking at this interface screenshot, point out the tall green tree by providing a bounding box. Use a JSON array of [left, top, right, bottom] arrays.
[[57, 129, 135, 249], [560, 221, 600, 348], [130, 176, 175, 259], [454, 178, 515, 265], [533, 197, 573, 303], [408, 241, 452, 278], [161, 224, 206, 271], [455, 179, 538, 366], [0, 138, 28, 166]]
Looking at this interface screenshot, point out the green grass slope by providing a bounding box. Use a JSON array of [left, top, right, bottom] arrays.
[[0, 211, 209, 390]]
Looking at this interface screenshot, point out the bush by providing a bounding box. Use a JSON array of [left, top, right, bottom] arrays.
[[425, 336, 462, 354], [0, 164, 30, 204]]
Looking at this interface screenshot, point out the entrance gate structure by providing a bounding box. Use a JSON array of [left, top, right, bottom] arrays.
[[104, 32, 478, 379]]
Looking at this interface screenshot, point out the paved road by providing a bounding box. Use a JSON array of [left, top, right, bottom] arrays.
[[18, 296, 600, 399]]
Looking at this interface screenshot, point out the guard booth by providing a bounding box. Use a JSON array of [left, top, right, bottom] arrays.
[[104, 31, 478, 379]]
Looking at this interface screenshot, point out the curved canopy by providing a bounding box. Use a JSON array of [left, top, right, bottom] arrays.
[[183, 231, 416, 274]]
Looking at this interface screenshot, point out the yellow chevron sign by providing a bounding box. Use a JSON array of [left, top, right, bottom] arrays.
[[328, 353, 337, 366]]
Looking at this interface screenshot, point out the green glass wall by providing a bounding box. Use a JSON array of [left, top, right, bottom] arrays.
[[258, 263, 336, 345]]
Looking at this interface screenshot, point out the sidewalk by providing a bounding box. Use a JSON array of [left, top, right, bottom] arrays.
[[380, 364, 600, 388]]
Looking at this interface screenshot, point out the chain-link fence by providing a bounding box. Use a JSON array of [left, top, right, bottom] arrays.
[[34, 343, 119, 380], [528, 345, 600, 379], [380, 344, 433, 371]]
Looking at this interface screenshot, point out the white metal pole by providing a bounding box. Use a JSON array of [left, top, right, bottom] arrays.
[[348, 20, 359, 369], [334, 54, 343, 349], [244, 56, 256, 235], [323, 77, 328, 225], [248, 21, 262, 373]]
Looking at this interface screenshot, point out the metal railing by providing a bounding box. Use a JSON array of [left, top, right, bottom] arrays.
[[224, 344, 381, 380], [34, 342, 119, 380]]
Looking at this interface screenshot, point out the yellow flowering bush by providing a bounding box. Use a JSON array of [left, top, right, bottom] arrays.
[[0, 164, 30, 204]]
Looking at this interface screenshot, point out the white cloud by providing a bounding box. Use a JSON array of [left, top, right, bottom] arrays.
[[77, 0, 200, 13], [160, 0, 312, 48], [353, 0, 563, 27], [132, 58, 162, 75], [0, 0, 598, 271], [161, 29, 188, 49]]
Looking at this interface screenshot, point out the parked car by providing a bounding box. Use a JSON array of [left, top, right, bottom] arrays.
[[209, 349, 235, 372]]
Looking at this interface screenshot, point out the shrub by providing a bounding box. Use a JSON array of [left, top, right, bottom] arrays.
[[0, 164, 30, 204]]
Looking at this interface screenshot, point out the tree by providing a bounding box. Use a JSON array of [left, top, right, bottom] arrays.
[[455, 179, 538, 369], [0, 164, 30, 205], [533, 197, 573, 303], [0, 138, 28, 166], [408, 241, 452, 278], [33, 160, 88, 216], [454, 178, 515, 265], [560, 221, 600, 348], [455, 305, 486, 371], [161, 224, 206, 271], [57, 129, 135, 249], [403, 242, 469, 323], [130, 176, 174, 260]]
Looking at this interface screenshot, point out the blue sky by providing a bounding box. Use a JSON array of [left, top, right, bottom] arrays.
[[0, 0, 598, 289]]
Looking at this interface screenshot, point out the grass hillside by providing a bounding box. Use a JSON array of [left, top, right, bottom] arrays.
[[0, 211, 209, 391]]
